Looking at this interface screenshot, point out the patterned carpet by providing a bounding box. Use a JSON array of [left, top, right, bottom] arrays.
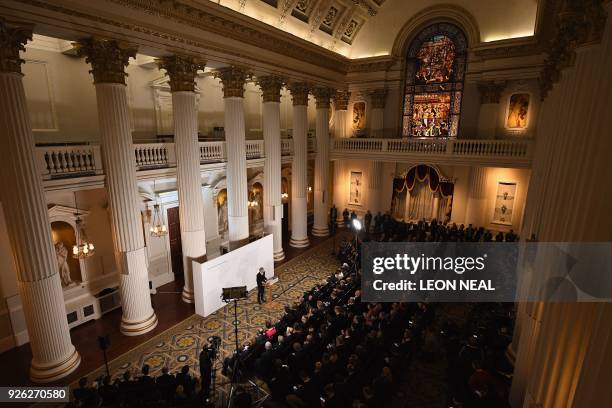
[[78, 238, 338, 390]]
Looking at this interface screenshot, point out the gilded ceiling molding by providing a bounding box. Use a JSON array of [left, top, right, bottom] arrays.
[[391, 4, 480, 58], [334, 90, 351, 110], [288, 83, 310, 106], [214, 66, 251, 98], [312, 87, 335, 109], [0, 18, 33, 74], [476, 81, 506, 104], [369, 88, 388, 109], [105, 0, 345, 73], [256, 76, 285, 103], [156, 55, 206, 93], [74, 38, 137, 85], [539, 0, 607, 99]]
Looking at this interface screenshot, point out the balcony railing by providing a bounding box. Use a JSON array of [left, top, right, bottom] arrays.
[[36, 138, 312, 179], [331, 137, 533, 167], [37, 144, 103, 180]]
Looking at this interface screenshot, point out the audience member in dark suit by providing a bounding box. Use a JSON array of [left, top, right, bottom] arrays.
[[73, 377, 98, 408], [175, 365, 195, 396], [156, 366, 176, 402], [256, 267, 268, 304], [199, 346, 213, 398]]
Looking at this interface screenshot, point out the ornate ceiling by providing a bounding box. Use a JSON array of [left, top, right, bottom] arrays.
[[209, 0, 386, 56], [208, 0, 538, 58]]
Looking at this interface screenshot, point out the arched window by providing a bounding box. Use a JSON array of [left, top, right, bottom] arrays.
[[402, 23, 467, 138]]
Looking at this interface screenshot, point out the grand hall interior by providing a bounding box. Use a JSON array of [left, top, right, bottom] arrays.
[[0, 0, 611, 406]]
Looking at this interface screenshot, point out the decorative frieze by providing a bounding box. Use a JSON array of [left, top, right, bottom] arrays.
[[289, 82, 310, 106], [477, 81, 506, 104], [369, 88, 388, 109], [257, 76, 284, 102], [539, 0, 606, 99], [0, 19, 32, 74], [312, 87, 334, 109], [213, 66, 250, 98], [334, 90, 351, 110], [74, 38, 137, 85], [157, 54, 206, 93]]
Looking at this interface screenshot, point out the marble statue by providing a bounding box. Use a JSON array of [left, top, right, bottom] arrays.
[[55, 242, 73, 287]]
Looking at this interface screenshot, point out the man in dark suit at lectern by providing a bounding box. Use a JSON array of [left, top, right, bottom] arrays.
[[257, 267, 268, 304]]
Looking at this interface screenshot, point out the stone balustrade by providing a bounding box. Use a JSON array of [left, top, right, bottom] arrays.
[[330, 137, 534, 168], [36, 136, 532, 181], [36, 138, 313, 179], [36, 144, 103, 179]]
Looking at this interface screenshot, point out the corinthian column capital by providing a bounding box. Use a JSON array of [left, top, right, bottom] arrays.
[[214, 66, 251, 98], [334, 90, 351, 110], [0, 19, 33, 74], [74, 38, 137, 85], [288, 82, 310, 106], [369, 88, 388, 109], [157, 54, 206, 92], [257, 76, 284, 102], [312, 87, 334, 109], [477, 80, 506, 104]]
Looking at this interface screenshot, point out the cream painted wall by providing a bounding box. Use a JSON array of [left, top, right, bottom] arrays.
[[482, 167, 530, 233], [20, 46, 317, 145]]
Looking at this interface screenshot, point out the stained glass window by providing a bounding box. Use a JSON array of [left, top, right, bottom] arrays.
[[402, 24, 467, 138]]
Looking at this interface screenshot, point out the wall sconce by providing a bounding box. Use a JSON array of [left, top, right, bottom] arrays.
[[281, 192, 289, 202]]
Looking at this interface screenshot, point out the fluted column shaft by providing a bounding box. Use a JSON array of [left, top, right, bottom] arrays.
[[0, 23, 80, 381], [157, 55, 207, 302], [173, 91, 206, 302], [334, 90, 351, 139], [511, 5, 612, 407], [368, 89, 386, 138], [76, 38, 157, 336], [215, 67, 250, 249], [312, 88, 332, 237], [289, 84, 310, 247], [476, 81, 505, 139], [95, 84, 157, 334], [464, 167, 488, 226], [262, 101, 285, 259], [367, 161, 383, 215], [224, 97, 249, 247]]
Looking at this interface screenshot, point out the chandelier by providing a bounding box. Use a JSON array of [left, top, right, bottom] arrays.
[[72, 215, 95, 259], [150, 203, 168, 237]]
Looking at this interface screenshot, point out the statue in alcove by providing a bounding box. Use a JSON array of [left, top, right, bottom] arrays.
[[55, 242, 74, 287]]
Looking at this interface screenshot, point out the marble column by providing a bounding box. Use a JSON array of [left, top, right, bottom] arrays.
[[368, 88, 387, 138], [288, 83, 310, 247], [214, 67, 250, 249], [0, 20, 80, 383], [511, 3, 612, 406], [476, 81, 505, 139], [76, 39, 157, 336], [257, 76, 285, 261], [311, 87, 333, 237], [333, 90, 350, 138], [367, 161, 383, 215], [464, 167, 488, 226], [157, 55, 206, 303]]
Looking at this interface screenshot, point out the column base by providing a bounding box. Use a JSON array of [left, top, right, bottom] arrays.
[[290, 236, 310, 248], [120, 312, 158, 336], [311, 225, 329, 237], [274, 249, 286, 262], [30, 347, 81, 383], [182, 287, 195, 304]]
